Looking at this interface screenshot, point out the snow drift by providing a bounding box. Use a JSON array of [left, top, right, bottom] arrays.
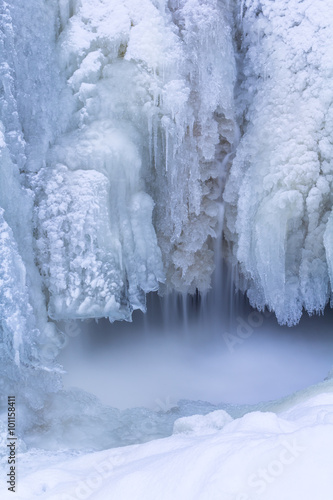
[[4, 380, 333, 500]]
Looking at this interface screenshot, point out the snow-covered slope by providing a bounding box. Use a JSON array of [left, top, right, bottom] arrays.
[[3, 381, 333, 500]]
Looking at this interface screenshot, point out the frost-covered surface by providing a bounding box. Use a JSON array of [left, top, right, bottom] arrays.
[[150, 0, 237, 292], [224, 0, 333, 325], [1, 0, 333, 459], [2, 381, 333, 500], [39, 0, 237, 306], [0, 0, 236, 419], [1, 0, 332, 344], [37, 0, 168, 320], [0, 0, 62, 415], [0, 0, 237, 325]]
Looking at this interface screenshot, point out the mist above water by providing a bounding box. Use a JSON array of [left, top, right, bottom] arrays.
[[59, 287, 333, 411]]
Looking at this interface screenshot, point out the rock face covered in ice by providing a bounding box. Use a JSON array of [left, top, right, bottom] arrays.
[[0, 0, 63, 410], [224, 0, 333, 325]]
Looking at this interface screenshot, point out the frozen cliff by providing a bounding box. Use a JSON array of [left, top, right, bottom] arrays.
[[0, 0, 332, 404]]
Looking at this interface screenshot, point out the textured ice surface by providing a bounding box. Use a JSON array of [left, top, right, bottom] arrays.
[[0, 0, 65, 415], [224, 0, 333, 325], [30, 0, 236, 320], [2, 0, 331, 331], [0, 0, 236, 428]]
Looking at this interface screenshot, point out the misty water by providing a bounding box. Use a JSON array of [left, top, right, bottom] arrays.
[[60, 297, 333, 411], [53, 276, 333, 453]]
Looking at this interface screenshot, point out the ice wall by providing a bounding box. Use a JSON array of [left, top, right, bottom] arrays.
[[0, 0, 236, 416], [1, 0, 333, 402], [0, 0, 63, 414], [29, 0, 237, 321], [36, 0, 166, 322], [151, 0, 237, 293], [224, 0, 333, 325], [1, 0, 236, 331]]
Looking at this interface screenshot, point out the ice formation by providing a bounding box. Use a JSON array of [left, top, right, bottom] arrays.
[[0, 0, 333, 412], [0, 0, 238, 427], [1, 0, 236, 327], [224, 0, 333, 325], [0, 0, 63, 411], [0, 0, 237, 406]]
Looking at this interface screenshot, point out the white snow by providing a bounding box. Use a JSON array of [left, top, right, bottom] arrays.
[[2, 381, 333, 500]]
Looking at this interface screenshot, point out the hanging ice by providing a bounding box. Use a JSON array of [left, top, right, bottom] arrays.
[[0, 0, 332, 362], [0, 0, 238, 410], [224, 0, 333, 325], [33, 0, 237, 319]]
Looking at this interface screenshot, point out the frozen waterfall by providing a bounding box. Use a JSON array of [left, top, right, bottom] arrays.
[[0, 0, 333, 417], [224, 0, 333, 325]]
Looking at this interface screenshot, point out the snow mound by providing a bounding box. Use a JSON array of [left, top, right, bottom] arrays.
[[173, 409, 233, 434]]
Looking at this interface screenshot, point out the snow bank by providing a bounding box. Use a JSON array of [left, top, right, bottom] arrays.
[[4, 382, 333, 500], [173, 409, 233, 434]]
